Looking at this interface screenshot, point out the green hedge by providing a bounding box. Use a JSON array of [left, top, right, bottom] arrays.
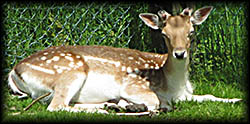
[[190, 2, 247, 85]]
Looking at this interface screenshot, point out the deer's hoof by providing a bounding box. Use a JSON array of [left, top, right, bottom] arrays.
[[125, 103, 148, 112]]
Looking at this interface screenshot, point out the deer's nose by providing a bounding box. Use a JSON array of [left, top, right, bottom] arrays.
[[173, 50, 187, 59]]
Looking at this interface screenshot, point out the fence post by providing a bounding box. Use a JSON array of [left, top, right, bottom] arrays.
[[148, 3, 171, 53]]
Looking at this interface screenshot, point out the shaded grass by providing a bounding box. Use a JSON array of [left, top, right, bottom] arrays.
[[2, 79, 247, 123]]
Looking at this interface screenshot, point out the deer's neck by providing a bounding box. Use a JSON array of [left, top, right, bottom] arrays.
[[164, 55, 189, 74], [163, 55, 190, 92], [146, 54, 189, 91]]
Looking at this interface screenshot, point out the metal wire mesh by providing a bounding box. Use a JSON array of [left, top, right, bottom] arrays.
[[190, 3, 247, 83], [3, 2, 150, 73], [2, 2, 247, 84]]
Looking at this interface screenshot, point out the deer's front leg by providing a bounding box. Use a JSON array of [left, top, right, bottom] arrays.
[[47, 71, 87, 112], [188, 94, 242, 103], [177, 91, 242, 103], [120, 79, 160, 112]]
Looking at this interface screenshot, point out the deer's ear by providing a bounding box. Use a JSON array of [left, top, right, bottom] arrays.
[[191, 6, 213, 25], [181, 7, 193, 16], [139, 13, 160, 30], [157, 10, 171, 27], [157, 10, 171, 21]]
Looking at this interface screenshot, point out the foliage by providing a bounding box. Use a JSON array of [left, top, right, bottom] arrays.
[[2, 2, 150, 75], [189, 2, 248, 85]]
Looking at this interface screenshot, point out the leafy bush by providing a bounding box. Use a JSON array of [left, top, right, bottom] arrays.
[[190, 2, 247, 85]]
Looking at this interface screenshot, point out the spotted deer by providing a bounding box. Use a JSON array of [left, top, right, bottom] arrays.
[[8, 6, 241, 114]]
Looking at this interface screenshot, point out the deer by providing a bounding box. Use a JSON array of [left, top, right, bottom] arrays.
[[8, 6, 241, 115]]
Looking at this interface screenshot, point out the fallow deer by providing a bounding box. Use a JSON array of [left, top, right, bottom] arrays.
[[8, 6, 241, 114]]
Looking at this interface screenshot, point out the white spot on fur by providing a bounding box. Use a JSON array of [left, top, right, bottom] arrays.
[[126, 67, 133, 73], [52, 56, 60, 61], [53, 65, 59, 69], [77, 61, 83, 67], [57, 69, 63, 73], [24, 63, 55, 74], [40, 56, 47, 61], [128, 57, 134, 60], [128, 73, 137, 78], [76, 55, 81, 59], [46, 59, 52, 64], [134, 68, 139, 73], [138, 57, 146, 62], [138, 76, 142, 80], [114, 62, 121, 67], [145, 64, 149, 68], [43, 52, 48, 55], [135, 61, 140, 64], [60, 53, 65, 56], [155, 66, 160, 69], [65, 56, 74, 62], [121, 66, 126, 71], [83, 56, 120, 67], [66, 53, 72, 56], [69, 62, 75, 68]]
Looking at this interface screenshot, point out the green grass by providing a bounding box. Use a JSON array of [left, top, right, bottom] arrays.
[[2, 79, 247, 123]]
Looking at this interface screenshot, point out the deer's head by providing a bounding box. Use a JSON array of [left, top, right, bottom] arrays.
[[139, 6, 213, 60]]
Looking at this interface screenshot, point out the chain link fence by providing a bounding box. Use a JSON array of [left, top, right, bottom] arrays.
[[190, 3, 247, 84], [2, 2, 248, 84], [2, 2, 150, 72]]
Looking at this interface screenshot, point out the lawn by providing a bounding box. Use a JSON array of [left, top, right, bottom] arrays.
[[1, 78, 247, 123]]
